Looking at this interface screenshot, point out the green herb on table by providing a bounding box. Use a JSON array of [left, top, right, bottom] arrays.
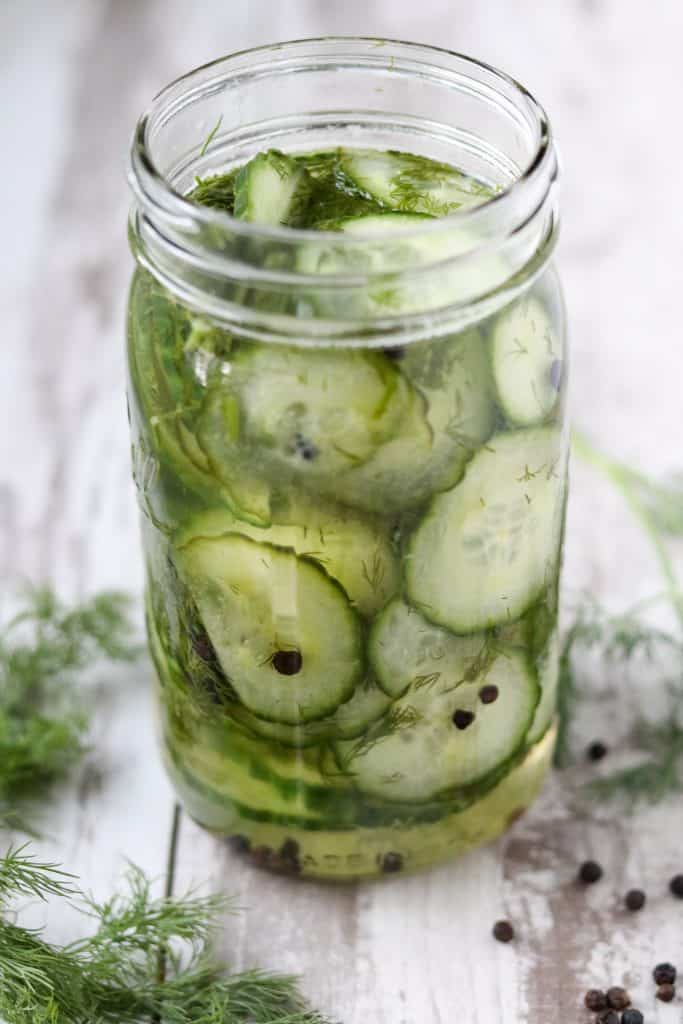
[[0, 845, 332, 1024], [0, 588, 139, 828], [555, 433, 683, 798]]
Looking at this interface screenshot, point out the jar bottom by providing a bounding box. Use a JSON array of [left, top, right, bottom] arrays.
[[162, 727, 555, 882]]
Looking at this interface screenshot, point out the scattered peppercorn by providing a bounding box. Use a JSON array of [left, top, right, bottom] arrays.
[[492, 920, 515, 943], [279, 838, 300, 865], [578, 859, 603, 884], [669, 874, 683, 898], [653, 963, 677, 986], [625, 889, 646, 911], [606, 986, 630, 1010], [294, 433, 319, 461], [272, 649, 303, 675], [597, 1009, 619, 1024], [584, 989, 608, 1012], [228, 834, 251, 855], [479, 684, 499, 705], [587, 740, 609, 761], [452, 708, 475, 730], [621, 1010, 644, 1024], [381, 851, 403, 874], [656, 983, 676, 1003]]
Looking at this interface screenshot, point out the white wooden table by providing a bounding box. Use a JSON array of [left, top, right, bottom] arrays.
[[3, 2, 683, 1020]]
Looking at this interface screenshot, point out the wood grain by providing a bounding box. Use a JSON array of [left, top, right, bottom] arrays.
[[2, 0, 683, 1020]]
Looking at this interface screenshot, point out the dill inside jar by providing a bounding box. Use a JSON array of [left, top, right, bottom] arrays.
[[127, 39, 566, 880]]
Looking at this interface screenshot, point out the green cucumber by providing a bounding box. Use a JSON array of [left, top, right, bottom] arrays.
[[298, 211, 509, 318], [369, 598, 486, 699], [491, 296, 564, 426], [229, 677, 392, 747], [234, 150, 308, 225], [341, 149, 493, 215], [174, 497, 400, 618], [336, 643, 538, 801], [205, 343, 410, 485], [196, 390, 272, 526], [175, 533, 363, 724], [406, 428, 566, 633]]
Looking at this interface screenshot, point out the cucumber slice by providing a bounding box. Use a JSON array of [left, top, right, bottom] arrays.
[[336, 643, 538, 801], [329, 330, 495, 513], [341, 149, 493, 215], [234, 150, 307, 225], [491, 296, 564, 426], [208, 343, 410, 485], [196, 391, 272, 527], [176, 534, 363, 724], [298, 212, 509, 318], [369, 599, 485, 699], [229, 676, 392, 747], [527, 629, 559, 744], [406, 428, 566, 633], [175, 497, 400, 618]]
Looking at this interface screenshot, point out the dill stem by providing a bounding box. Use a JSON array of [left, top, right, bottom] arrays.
[[572, 430, 683, 630]]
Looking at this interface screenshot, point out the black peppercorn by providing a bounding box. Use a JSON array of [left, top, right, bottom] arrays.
[[625, 888, 646, 911], [621, 1010, 644, 1024], [479, 684, 499, 705], [606, 986, 630, 1010], [381, 852, 403, 874], [452, 708, 475, 730], [279, 838, 300, 864], [669, 874, 683, 898], [656, 983, 675, 1002], [584, 989, 608, 1012], [597, 1009, 619, 1024], [228, 834, 251, 855], [587, 740, 608, 761], [272, 649, 303, 675], [578, 859, 603, 884], [653, 963, 677, 986], [492, 920, 515, 943]]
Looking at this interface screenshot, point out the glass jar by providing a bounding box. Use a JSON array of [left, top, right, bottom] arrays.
[[127, 39, 567, 881]]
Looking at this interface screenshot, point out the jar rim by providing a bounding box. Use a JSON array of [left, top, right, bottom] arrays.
[[129, 36, 555, 246]]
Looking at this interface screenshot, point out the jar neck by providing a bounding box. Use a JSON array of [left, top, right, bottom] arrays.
[[128, 38, 560, 346]]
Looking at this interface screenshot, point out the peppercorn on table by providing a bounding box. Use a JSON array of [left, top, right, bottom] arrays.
[[3, 2, 683, 1021]]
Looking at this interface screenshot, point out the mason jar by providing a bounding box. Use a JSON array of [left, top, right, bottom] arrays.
[[127, 38, 567, 881]]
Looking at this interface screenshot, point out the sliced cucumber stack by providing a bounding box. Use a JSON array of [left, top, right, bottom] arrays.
[[174, 498, 400, 618], [406, 428, 566, 633], [204, 342, 410, 484], [491, 296, 564, 426], [341, 149, 493, 215], [328, 329, 496, 512], [298, 211, 509, 319], [234, 150, 308, 226], [336, 640, 538, 801], [175, 533, 363, 724], [229, 676, 392, 748]]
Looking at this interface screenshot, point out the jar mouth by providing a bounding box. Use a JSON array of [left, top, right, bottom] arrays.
[[130, 36, 554, 246], [128, 37, 559, 344]]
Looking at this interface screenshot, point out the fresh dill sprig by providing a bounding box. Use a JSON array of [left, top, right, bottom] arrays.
[[0, 846, 333, 1024], [190, 172, 237, 213], [554, 594, 683, 797], [573, 431, 683, 627], [0, 587, 139, 827]]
